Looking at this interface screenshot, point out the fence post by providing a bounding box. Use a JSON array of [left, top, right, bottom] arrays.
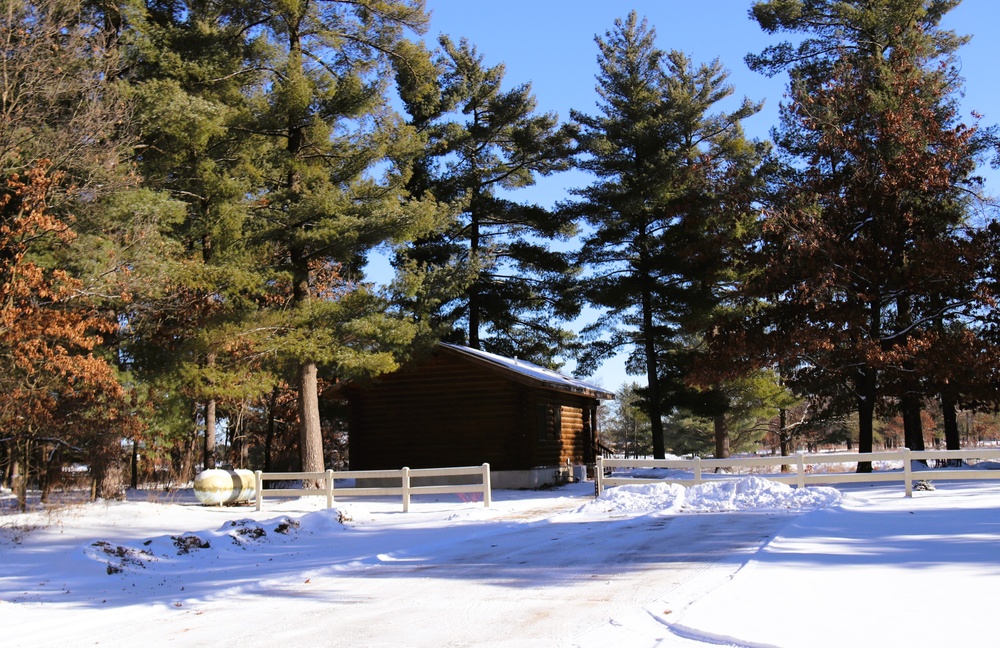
[[596, 456, 604, 496], [254, 470, 263, 511], [402, 467, 411, 513], [693, 456, 702, 485], [796, 453, 806, 489], [325, 469, 334, 508], [903, 448, 913, 498], [482, 463, 491, 508]]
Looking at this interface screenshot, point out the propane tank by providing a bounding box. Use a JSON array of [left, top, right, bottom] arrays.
[[193, 468, 256, 505]]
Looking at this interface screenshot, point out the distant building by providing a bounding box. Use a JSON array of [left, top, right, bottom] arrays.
[[337, 343, 614, 488]]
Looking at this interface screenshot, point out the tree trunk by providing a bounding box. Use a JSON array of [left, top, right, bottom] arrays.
[[239, 425, 249, 469], [289, 243, 323, 479], [779, 408, 792, 473], [40, 444, 54, 503], [298, 361, 325, 477], [13, 441, 27, 512], [204, 398, 217, 470], [941, 392, 960, 450], [714, 414, 730, 460], [91, 434, 125, 501], [941, 391, 962, 466], [644, 344, 665, 459], [856, 366, 876, 473], [265, 386, 278, 472], [468, 185, 482, 349], [639, 246, 665, 459], [130, 439, 139, 489], [285, 19, 325, 479], [172, 432, 197, 484], [901, 394, 925, 451], [203, 349, 218, 470], [1, 441, 9, 490]]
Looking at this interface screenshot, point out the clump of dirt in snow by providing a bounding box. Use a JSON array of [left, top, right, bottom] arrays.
[[90, 540, 156, 574], [218, 517, 301, 545], [226, 519, 268, 547], [275, 518, 300, 534], [84, 508, 358, 579], [172, 533, 211, 554]]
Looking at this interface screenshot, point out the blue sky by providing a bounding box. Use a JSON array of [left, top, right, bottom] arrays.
[[422, 0, 1000, 198], [402, 0, 1000, 389]]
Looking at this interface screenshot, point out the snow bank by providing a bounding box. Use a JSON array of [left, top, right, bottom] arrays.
[[80, 503, 366, 575], [584, 476, 841, 515], [586, 481, 687, 514], [683, 476, 841, 511]]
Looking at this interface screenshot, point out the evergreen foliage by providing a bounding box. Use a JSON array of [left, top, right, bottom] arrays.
[[396, 35, 579, 366], [567, 12, 765, 458], [719, 0, 998, 468], [4, 0, 1000, 498], [236, 0, 446, 474], [602, 383, 653, 458]]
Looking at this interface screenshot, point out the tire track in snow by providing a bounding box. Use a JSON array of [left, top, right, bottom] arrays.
[[319, 509, 793, 647]]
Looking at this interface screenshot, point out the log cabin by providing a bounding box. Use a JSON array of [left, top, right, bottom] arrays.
[[338, 343, 614, 488]]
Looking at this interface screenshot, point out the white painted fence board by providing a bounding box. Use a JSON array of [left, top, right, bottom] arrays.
[[254, 464, 491, 512], [596, 450, 1000, 497]]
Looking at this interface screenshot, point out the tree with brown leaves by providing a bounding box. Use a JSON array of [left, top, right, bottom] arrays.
[[0, 164, 135, 508], [716, 0, 997, 470]]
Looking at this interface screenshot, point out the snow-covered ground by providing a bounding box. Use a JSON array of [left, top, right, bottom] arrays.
[[2, 476, 998, 647]]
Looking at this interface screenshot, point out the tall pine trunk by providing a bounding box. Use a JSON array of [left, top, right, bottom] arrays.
[[640, 267, 665, 460], [468, 175, 481, 349], [265, 386, 279, 472], [778, 408, 793, 472], [856, 293, 881, 473], [941, 391, 962, 466], [941, 391, 960, 450], [856, 366, 876, 473], [291, 245, 324, 477], [714, 414, 730, 460], [204, 397, 217, 470], [896, 297, 924, 453], [901, 394, 925, 451], [284, 20, 325, 479], [131, 439, 139, 490], [13, 439, 28, 512], [297, 362, 325, 476]]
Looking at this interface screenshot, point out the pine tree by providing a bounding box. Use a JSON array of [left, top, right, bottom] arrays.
[[603, 383, 653, 458], [737, 0, 994, 467], [396, 35, 578, 365], [239, 0, 445, 474], [567, 12, 764, 459], [122, 0, 274, 472]]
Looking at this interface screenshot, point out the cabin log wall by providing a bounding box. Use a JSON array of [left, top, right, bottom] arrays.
[[345, 349, 603, 473]]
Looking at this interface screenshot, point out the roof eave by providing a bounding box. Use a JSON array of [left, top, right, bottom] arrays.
[[438, 343, 615, 400]]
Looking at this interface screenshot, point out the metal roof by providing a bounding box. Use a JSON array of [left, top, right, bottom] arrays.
[[439, 343, 615, 400]]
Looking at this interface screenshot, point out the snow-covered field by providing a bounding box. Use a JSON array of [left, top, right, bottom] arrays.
[[2, 476, 998, 647]]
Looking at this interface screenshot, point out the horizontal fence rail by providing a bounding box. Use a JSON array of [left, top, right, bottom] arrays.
[[254, 463, 492, 512], [596, 449, 1000, 498]]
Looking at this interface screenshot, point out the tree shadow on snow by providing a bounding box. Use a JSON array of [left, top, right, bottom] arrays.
[[0, 504, 794, 611], [751, 505, 1000, 572]]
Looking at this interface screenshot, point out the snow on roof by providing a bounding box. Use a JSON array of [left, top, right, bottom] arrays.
[[439, 342, 615, 400]]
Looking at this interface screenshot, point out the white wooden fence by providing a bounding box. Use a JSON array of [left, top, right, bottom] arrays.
[[253, 463, 492, 512], [596, 448, 1000, 498]]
